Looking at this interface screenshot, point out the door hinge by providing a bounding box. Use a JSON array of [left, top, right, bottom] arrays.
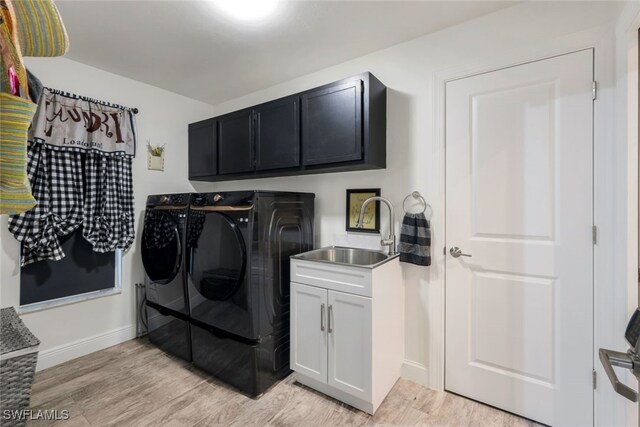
[[592, 81, 598, 100], [592, 369, 597, 390], [592, 225, 598, 245]]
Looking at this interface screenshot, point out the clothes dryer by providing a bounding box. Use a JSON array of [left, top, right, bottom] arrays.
[[187, 191, 314, 396]]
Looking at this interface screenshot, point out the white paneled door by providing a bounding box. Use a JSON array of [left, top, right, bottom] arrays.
[[445, 49, 594, 426]]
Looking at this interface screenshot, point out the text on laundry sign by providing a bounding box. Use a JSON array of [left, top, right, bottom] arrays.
[[45, 101, 127, 143]]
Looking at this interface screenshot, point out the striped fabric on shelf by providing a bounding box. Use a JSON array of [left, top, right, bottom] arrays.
[[0, 92, 37, 214]]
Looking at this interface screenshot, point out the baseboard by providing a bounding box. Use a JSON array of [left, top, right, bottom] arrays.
[[36, 324, 136, 371], [401, 359, 429, 387]]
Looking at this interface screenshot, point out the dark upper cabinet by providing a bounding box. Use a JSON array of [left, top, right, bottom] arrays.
[[188, 72, 386, 182], [218, 109, 254, 175], [302, 80, 362, 166], [188, 118, 217, 179], [255, 96, 300, 171]]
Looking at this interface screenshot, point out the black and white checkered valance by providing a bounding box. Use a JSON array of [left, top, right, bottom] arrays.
[[8, 89, 137, 266]]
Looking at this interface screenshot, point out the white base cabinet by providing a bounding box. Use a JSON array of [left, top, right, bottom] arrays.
[[290, 256, 403, 414]]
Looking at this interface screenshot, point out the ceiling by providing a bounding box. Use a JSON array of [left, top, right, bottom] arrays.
[[55, 1, 517, 105]]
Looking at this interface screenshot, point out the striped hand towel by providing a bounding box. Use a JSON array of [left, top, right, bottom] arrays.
[[398, 212, 431, 266]]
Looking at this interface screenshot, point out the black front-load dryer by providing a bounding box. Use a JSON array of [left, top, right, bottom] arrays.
[[187, 191, 314, 396], [141, 193, 191, 362]]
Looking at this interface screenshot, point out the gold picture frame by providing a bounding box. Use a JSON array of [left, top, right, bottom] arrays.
[[346, 189, 380, 233]]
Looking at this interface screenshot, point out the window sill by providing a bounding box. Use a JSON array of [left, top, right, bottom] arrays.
[[18, 287, 122, 315]]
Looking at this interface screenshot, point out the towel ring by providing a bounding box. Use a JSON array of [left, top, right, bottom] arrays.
[[403, 191, 432, 219]]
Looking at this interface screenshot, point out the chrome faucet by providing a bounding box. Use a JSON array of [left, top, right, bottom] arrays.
[[356, 196, 396, 255]]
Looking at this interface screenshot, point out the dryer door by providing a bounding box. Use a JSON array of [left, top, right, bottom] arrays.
[[142, 209, 188, 314], [187, 210, 253, 339], [142, 210, 182, 284]]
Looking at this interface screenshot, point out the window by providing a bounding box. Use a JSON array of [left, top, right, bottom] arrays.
[[19, 227, 122, 312]]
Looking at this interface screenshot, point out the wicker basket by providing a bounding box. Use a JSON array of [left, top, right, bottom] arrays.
[[0, 307, 40, 427]]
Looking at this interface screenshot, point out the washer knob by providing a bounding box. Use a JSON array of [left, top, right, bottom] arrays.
[[213, 194, 224, 202]]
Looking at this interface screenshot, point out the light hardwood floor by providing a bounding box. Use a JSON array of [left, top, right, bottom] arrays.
[[27, 339, 540, 426]]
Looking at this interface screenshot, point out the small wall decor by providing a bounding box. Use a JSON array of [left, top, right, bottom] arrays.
[[147, 140, 165, 171], [346, 188, 380, 233]]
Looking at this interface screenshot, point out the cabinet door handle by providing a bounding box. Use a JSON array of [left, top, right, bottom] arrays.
[[320, 303, 325, 332], [328, 305, 333, 333]]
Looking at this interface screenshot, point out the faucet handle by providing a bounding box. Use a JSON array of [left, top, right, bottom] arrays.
[[381, 238, 393, 246]]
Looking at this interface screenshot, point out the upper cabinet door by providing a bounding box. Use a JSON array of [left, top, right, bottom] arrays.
[[218, 109, 254, 175], [255, 96, 300, 171], [188, 119, 217, 179], [302, 80, 363, 166]]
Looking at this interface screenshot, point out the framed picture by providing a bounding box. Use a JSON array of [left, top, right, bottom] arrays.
[[346, 188, 380, 233]]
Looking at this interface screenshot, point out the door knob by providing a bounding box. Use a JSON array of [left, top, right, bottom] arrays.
[[450, 247, 472, 258]]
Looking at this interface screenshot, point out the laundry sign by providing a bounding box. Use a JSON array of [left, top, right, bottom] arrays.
[[29, 88, 136, 157]]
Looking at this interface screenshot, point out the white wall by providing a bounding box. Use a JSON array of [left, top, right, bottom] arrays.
[[191, 2, 628, 424], [0, 1, 632, 425], [0, 57, 212, 369]]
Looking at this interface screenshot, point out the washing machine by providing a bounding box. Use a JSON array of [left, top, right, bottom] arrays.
[[187, 191, 314, 396], [141, 193, 191, 361]]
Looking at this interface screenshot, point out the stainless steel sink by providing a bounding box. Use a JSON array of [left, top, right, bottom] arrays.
[[292, 246, 398, 269]]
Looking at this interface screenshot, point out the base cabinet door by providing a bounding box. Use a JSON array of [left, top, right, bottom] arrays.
[[290, 282, 327, 383], [327, 290, 372, 401]]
